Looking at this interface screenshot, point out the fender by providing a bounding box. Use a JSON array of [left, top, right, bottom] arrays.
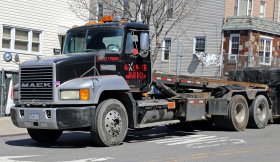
[[56, 77, 95, 105], [57, 75, 129, 104], [92, 75, 130, 104]]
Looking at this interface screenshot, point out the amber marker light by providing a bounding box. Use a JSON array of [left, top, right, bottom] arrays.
[[80, 89, 90, 100], [85, 21, 97, 26], [120, 19, 127, 24], [100, 15, 113, 22]]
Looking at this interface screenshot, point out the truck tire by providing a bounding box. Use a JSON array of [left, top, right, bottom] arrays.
[[214, 95, 249, 131], [91, 99, 128, 146], [248, 95, 269, 129], [27, 129, 63, 143]]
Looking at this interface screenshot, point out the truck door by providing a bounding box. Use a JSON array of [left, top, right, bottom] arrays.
[[121, 30, 151, 92]]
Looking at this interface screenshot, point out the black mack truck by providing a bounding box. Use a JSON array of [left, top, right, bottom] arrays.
[[4, 16, 272, 146]]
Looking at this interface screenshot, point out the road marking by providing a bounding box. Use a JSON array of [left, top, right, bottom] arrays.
[[0, 155, 114, 162], [148, 134, 246, 148], [150, 145, 280, 162], [65, 157, 114, 162], [168, 136, 219, 145], [148, 134, 207, 144], [0, 155, 38, 162], [230, 139, 246, 144]]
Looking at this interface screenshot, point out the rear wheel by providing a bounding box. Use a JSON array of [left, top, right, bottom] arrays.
[[27, 129, 63, 143], [248, 95, 269, 129], [214, 95, 249, 131], [91, 99, 128, 146]]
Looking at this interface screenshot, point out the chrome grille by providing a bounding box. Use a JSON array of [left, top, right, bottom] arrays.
[[20, 66, 53, 101]]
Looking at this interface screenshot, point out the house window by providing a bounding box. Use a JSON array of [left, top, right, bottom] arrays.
[[1, 26, 41, 53], [229, 34, 240, 60], [162, 38, 171, 61], [2, 27, 11, 49], [234, 0, 253, 16], [259, 37, 272, 65], [32, 32, 40, 52], [247, 0, 253, 16], [260, 1, 266, 18], [194, 36, 206, 53], [15, 30, 28, 51]]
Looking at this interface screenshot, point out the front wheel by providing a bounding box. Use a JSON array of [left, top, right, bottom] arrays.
[[91, 99, 128, 146], [27, 129, 63, 143]]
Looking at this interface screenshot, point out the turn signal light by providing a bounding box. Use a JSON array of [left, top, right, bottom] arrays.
[[80, 89, 90, 100]]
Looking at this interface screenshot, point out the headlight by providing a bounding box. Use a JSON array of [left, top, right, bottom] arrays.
[[60, 89, 90, 100], [60, 90, 80, 100]]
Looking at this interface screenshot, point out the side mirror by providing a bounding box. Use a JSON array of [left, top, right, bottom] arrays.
[[140, 33, 149, 51], [3, 52, 12, 62], [139, 33, 149, 58]]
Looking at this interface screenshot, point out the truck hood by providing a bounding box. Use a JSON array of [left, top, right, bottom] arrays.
[[20, 53, 120, 84], [20, 54, 93, 66]]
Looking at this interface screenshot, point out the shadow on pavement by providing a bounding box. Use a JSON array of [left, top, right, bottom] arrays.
[[125, 122, 219, 143], [5, 131, 101, 148], [5, 123, 218, 148]]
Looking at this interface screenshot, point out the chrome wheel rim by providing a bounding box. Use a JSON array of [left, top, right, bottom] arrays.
[[235, 103, 246, 123], [104, 110, 122, 137], [256, 102, 266, 122]]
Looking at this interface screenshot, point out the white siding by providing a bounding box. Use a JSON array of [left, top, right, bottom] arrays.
[[153, 0, 225, 77], [0, 0, 86, 71]]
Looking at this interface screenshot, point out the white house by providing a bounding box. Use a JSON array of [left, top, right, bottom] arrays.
[[0, 0, 86, 71], [0, 0, 86, 115]]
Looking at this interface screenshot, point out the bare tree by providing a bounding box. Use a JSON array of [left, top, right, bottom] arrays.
[[68, 0, 200, 63]]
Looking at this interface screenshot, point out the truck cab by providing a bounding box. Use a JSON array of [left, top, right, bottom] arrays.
[[61, 17, 151, 92], [10, 16, 153, 146]]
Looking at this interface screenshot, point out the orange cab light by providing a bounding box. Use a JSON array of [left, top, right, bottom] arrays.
[[85, 21, 98, 26], [120, 19, 127, 24], [80, 89, 90, 100], [100, 15, 114, 22]]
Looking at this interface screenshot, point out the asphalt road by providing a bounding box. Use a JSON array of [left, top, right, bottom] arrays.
[[1, 124, 280, 162]]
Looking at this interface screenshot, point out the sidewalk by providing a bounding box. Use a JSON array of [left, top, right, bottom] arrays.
[[0, 116, 27, 137]]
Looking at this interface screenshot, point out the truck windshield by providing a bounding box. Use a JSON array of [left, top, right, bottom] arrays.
[[63, 27, 123, 54]]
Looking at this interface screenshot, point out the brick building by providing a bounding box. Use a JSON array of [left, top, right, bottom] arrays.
[[223, 0, 280, 75]]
